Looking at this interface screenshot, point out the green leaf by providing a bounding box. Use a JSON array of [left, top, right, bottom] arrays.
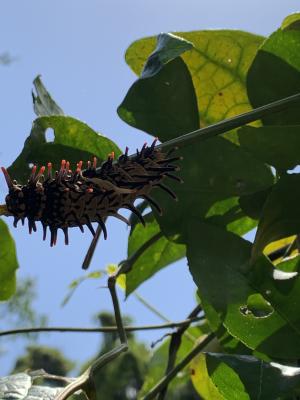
[[118, 56, 199, 140], [0, 219, 18, 300], [8, 115, 121, 184], [191, 353, 224, 399], [238, 125, 300, 171], [61, 270, 103, 307], [192, 353, 300, 400], [187, 221, 300, 359], [154, 137, 273, 241], [247, 14, 300, 125], [126, 214, 185, 296], [125, 30, 264, 138], [239, 188, 271, 221], [252, 174, 300, 260], [281, 12, 300, 31], [32, 76, 64, 116]]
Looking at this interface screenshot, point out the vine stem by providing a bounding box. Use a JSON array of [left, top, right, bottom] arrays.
[[134, 291, 170, 323], [153, 92, 300, 151], [54, 275, 128, 400], [142, 333, 215, 400], [0, 317, 204, 337], [54, 344, 127, 400], [157, 304, 203, 400]]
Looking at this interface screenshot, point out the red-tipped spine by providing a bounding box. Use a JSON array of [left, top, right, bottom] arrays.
[[1, 167, 13, 189]]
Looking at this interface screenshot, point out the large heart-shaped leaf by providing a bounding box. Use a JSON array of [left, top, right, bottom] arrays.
[[8, 116, 121, 184], [247, 13, 300, 126], [0, 219, 18, 300], [125, 30, 264, 139], [119, 33, 273, 242], [187, 221, 300, 359], [191, 353, 300, 399]]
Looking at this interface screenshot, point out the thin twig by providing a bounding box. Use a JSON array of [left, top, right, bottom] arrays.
[[142, 333, 215, 400], [108, 275, 127, 345], [0, 317, 204, 337], [157, 304, 202, 400], [134, 291, 170, 323], [55, 273, 128, 400], [29, 369, 75, 384], [133, 291, 199, 345]]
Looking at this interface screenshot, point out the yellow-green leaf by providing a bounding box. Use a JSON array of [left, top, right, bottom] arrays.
[[126, 30, 264, 139]]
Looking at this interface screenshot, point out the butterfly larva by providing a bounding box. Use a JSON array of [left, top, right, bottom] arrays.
[[2, 140, 181, 246]]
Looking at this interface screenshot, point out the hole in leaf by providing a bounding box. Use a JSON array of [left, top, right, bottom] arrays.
[[287, 165, 300, 174], [273, 269, 298, 280], [240, 305, 251, 316], [270, 166, 277, 177], [240, 293, 274, 318], [45, 128, 55, 143]]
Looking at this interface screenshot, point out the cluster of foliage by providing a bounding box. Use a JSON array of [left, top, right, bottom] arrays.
[[2, 11, 300, 400]]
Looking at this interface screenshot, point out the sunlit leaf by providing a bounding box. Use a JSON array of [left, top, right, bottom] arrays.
[[8, 116, 121, 184], [192, 353, 300, 400], [125, 30, 264, 139], [0, 219, 18, 300], [281, 12, 300, 30]]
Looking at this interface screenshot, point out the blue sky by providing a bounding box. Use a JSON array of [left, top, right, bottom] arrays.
[[0, 0, 299, 375]]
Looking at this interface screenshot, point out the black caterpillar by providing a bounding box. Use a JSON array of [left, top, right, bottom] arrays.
[[2, 139, 181, 247]]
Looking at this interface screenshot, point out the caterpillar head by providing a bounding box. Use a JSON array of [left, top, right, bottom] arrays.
[[2, 167, 46, 228]]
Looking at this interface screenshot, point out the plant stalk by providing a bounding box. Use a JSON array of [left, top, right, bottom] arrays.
[[153, 93, 300, 151]]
